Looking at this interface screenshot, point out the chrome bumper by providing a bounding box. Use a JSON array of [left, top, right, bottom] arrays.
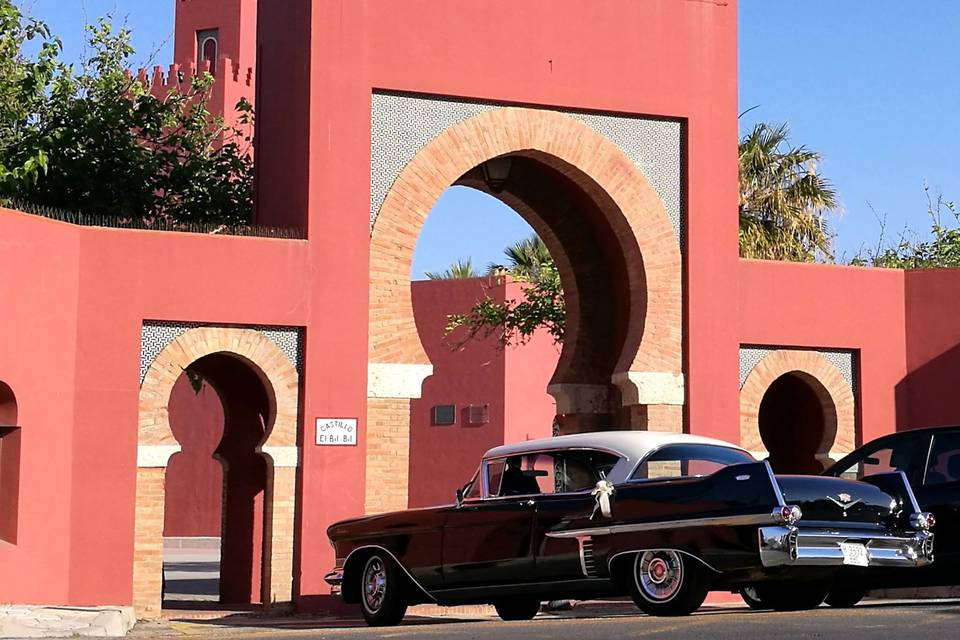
[[759, 526, 934, 568], [324, 568, 343, 596]]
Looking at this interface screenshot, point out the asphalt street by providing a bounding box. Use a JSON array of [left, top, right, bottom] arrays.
[[131, 600, 960, 639]]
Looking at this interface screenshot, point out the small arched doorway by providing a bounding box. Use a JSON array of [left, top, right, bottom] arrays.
[[739, 349, 857, 475], [135, 326, 300, 619], [758, 372, 831, 475], [163, 354, 272, 606], [0, 380, 20, 543]]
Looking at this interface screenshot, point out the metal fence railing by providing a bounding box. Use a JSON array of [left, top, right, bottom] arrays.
[[2, 200, 305, 240]]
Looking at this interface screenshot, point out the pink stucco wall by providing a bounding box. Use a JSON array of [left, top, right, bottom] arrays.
[[408, 278, 557, 509]]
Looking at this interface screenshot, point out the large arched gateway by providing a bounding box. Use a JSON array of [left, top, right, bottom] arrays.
[[366, 103, 684, 513]]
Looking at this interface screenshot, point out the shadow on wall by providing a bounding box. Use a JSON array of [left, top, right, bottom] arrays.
[[896, 342, 960, 431]]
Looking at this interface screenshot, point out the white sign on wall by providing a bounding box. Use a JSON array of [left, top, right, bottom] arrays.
[[315, 418, 358, 446]]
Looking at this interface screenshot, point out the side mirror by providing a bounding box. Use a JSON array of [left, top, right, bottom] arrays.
[[455, 487, 465, 507]]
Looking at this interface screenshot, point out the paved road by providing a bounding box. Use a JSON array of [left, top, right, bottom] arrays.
[[132, 600, 960, 639]]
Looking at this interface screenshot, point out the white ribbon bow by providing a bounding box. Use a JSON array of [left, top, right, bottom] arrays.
[[590, 480, 616, 520]]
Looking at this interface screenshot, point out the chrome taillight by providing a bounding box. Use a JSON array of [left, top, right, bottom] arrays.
[[773, 504, 803, 525], [910, 512, 936, 531]]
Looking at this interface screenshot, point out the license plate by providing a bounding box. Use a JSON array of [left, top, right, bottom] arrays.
[[840, 542, 869, 567]]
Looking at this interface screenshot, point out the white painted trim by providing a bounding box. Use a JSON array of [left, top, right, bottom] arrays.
[[612, 371, 685, 406], [367, 362, 433, 399], [260, 445, 300, 468], [136, 445, 181, 467]]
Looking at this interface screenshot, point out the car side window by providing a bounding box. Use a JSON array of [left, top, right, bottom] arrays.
[[485, 450, 621, 497], [631, 444, 755, 481], [485, 459, 507, 497], [832, 435, 928, 482], [925, 433, 960, 486], [497, 455, 544, 496]]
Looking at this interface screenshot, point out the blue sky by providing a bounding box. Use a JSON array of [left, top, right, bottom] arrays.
[[19, 1, 960, 273]]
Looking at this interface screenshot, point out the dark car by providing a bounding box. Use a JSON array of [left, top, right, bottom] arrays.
[[325, 432, 935, 626], [817, 425, 960, 606]]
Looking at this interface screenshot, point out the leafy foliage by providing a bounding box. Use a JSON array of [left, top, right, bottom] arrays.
[[425, 257, 479, 280], [444, 234, 565, 348], [486, 235, 553, 280], [739, 123, 838, 261], [851, 188, 960, 269], [0, 1, 253, 225]]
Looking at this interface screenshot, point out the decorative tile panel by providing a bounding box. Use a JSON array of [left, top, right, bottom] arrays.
[[370, 91, 684, 244], [139, 321, 303, 384], [739, 346, 857, 391]]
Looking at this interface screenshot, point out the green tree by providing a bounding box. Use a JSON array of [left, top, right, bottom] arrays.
[[486, 235, 553, 280], [424, 257, 479, 280], [851, 188, 960, 269], [445, 234, 565, 348], [0, 1, 253, 225], [739, 122, 838, 261]]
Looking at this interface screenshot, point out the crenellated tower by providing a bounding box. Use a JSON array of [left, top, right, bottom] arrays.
[[173, 0, 257, 78]]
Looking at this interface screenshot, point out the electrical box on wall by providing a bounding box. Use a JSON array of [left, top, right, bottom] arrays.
[[431, 404, 456, 425]]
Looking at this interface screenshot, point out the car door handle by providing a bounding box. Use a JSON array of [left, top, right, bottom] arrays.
[[522, 499, 535, 507]]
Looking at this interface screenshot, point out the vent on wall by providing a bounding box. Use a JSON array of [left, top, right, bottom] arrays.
[[465, 404, 490, 426], [431, 404, 456, 426]]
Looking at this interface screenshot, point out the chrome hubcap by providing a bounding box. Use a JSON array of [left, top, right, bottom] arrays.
[[637, 550, 683, 602], [362, 557, 387, 613]]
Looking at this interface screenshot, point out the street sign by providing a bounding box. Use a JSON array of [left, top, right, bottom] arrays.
[[315, 418, 358, 446]]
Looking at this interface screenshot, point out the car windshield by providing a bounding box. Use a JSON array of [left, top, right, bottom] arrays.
[[631, 444, 754, 481]]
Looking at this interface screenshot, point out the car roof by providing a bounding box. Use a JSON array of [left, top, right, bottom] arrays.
[[483, 431, 749, 464], [861, 425, 960, 445]]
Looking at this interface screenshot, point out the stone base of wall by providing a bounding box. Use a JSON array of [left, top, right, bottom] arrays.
[[0, 605, 135, 638]]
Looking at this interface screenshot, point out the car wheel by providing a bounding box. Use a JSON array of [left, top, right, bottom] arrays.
[[752, 581, 830, 611], [824, 585, 867, 608], [359, 554, 408, 626], [628, 550, 710, 617], [739, 586, 765, 610], [494, 598, 541, 621]]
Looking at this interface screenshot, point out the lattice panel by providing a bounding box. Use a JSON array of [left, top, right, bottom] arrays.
[[370, 91, 684, 245], [739, 346, 857, 391], [139, 321, 303, 384]]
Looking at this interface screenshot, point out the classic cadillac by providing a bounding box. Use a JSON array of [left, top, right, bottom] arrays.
[[325, 432, 935, 626]]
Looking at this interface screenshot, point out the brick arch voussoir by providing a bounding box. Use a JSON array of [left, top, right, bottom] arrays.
[[739, 350, 856, 463], [368, 107, 682, 379], [138, 327, 299, 452]]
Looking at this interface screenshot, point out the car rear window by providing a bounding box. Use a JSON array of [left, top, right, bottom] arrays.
[[631, 444, 755, 481]]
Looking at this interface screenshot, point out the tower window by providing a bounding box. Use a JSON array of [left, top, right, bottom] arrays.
[[197, 29, 219, 74]]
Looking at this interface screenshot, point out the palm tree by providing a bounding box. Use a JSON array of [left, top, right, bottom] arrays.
[[424, 257, 479, 280], [487, 234, 553, 282], [739, 122, 838, 261]]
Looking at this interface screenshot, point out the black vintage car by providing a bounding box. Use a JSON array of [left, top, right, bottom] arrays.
[[325, 432, 935, 626], [813, 425, 960, 606]]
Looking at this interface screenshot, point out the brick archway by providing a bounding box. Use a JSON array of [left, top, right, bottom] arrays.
[[367, 107, 683, 512], [133, 327, 299, 618], [740, 349, 856, 470]]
